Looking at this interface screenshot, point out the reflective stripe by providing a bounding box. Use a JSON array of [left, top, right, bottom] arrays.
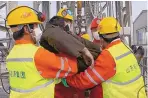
[[64, 58, 71, 78], [7, 58, 33, 62], [64, 58, 71, 77], [64, 67, 71, 78], [111, 38, 121, 43], [56, 57, 65, 78], [85, 70, 98, 85], [11, 80, 54, 93], [115, 51, 132, 60], [106, 74, 141, 85], [90, 66, 105, 81]]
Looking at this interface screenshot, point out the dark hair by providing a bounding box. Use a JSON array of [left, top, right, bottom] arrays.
[[10, 25, 24, 40], [99, 32, 120, 43], [12, 28, 24, 40], [48, 16, 72, 30], [10, 24, 34, 40]]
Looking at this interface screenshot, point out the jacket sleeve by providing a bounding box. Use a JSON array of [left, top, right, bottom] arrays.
[[41, 25, 85, 57], [66, 50, 116, 89], [71, 34, 101, 59], [34, 47, 78, 79]]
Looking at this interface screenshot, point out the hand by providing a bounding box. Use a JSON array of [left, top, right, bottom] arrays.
[[81, 47, 94, 66]]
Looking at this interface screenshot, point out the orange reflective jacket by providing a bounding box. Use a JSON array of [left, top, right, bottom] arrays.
[[15, 39, 78, 79]]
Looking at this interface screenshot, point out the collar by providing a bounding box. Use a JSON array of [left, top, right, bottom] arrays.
[[15, 39, 34, 45], [105, 38, 121, 49]]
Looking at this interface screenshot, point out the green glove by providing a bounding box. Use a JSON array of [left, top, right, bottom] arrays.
[[61, 78, 69, 87]]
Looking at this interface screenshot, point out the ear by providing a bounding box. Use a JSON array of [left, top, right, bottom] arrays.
[[23, 26, 29, 34]]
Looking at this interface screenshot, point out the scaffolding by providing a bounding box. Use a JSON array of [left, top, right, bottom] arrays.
[[0, 1, 147, 96]]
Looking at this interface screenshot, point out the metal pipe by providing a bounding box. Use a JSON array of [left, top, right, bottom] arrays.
[[56, 1, 61, 13], [108, 1, 111, 16], [42, 1, 50, 26]]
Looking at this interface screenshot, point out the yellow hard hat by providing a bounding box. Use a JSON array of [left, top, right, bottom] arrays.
[[6, 6, 42, 26], [57, 8, 73, 20], [81, 33, 91, 41], [98, 17, 121, 34]]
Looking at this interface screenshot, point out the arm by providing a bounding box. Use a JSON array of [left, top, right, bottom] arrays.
[[41, 25, 94, 68], [41, 25, 85, 57], [72, 34, 100, 51], [71, 34, 101, 60], [34, 47, 78, 78], [66, 50, 116, 89]]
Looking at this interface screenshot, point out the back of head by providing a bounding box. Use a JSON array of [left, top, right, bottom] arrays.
[[48, 16, 73, 33], [98, 17, 121, 43], [48, 16, 65, 28], [6, 6, 43, 41], [98, 17, 121, 35]]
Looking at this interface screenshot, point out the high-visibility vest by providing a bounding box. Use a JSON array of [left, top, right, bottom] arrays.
[[102, 42, 147, 98], [6, 44, 60, 98]]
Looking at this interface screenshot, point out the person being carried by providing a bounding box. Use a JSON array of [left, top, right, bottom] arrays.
[[39, 8, 101, 98]]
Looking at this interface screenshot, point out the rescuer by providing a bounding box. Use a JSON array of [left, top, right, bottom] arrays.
[[39, 8, 101, 98], [65, 17, 147, 98], [5, 6, 86, 98]]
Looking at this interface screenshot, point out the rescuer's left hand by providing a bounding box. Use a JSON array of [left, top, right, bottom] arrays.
[[81, 47, 94, 66]]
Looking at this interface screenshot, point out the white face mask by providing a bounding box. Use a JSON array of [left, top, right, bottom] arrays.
[[69, 24, 73, 32], [65, 21, 73, 32], [33, 28, 42, 42], [92, 31, 100, 40]]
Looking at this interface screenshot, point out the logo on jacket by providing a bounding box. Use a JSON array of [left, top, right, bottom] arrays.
[[9, 70, 26, 79]]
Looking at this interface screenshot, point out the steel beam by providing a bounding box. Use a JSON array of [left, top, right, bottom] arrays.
[[7, 1, 18, 12], [0, 25, 8, 32], [0, 3, 6, 9], [84, 2, 93, 27], [42, 1, 50, 26], [33, 1, 41, 11], [107, 1, 112, 16], [56, 1, 61, 13]]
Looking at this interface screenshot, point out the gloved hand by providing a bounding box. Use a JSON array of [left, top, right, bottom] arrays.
[[81, 47, 94, 66], [77, 57, 89, 73], [61, 78, 69, 87]]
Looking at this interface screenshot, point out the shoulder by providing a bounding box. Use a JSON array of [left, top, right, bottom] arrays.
[[44, 23, 62, 32], [35, 47, 54, 59], [43, 24, 64, 37], [96, 49, 114, 62], [100, 49, 112, 56]]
